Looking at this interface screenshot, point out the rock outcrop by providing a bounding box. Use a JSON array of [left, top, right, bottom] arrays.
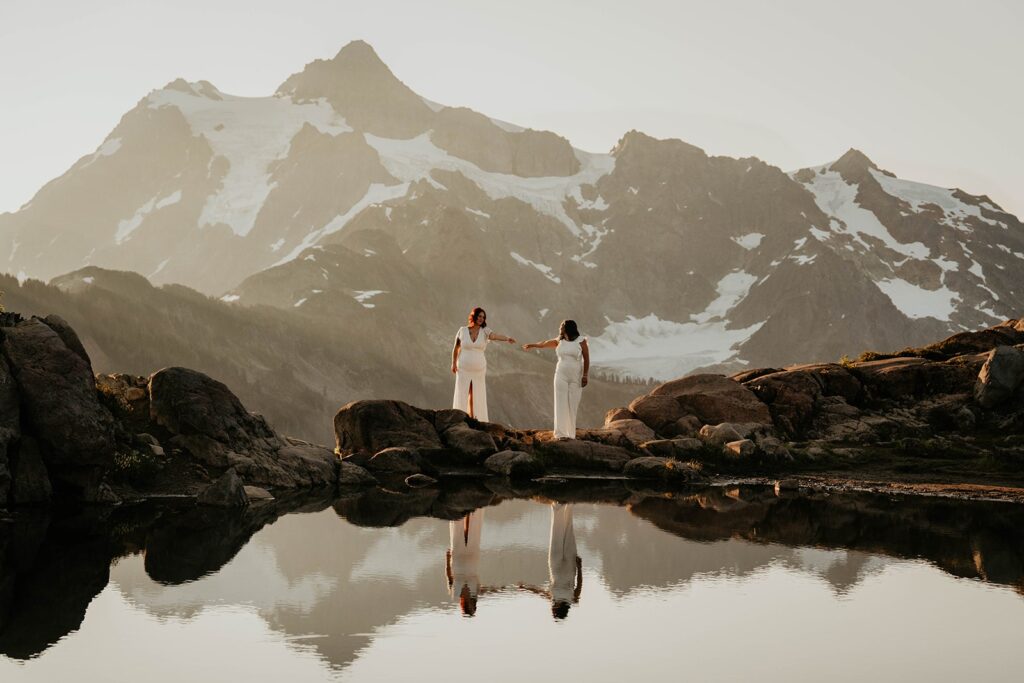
[[0, 312, 370, 509]]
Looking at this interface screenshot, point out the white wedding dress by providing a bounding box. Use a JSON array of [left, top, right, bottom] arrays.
[[452, 326, 492, 421], [553, 336, 585, 438]]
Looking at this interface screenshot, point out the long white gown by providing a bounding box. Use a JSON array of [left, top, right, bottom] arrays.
[[449, 509, 483, 601], [553, 336, 585, 438], [452, 326, 492, 422], [548, 503, 578, 607]]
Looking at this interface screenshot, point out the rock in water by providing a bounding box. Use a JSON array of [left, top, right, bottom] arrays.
[[365, 447, 427, 475], [197, 468, 249, 508], [338, 461, 377, 485], [484, 450, 544, 479], [975, 346, 1024, 408], [623, 456, 702, 482], [404, 473, 438, 488]]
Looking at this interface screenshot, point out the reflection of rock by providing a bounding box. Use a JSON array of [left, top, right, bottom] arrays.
[[0, 510, 110, 659], [0, 491, 333, 658]]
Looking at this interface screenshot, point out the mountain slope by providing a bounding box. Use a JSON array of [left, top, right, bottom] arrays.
[[2, 41, 1022, 385]]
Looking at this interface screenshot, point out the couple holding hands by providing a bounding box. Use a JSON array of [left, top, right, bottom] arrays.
[[451, 306, 590, 439]]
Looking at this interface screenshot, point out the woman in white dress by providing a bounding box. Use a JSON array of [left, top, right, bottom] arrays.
[[445, 509, 484, 616], [523, 320, 590, 439], [451, 307, 516, 422], [547, 502, 582, 619]]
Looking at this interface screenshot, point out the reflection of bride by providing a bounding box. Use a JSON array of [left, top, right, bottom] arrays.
[[445, 510, 484, 616], [519, 503, 583, 619]]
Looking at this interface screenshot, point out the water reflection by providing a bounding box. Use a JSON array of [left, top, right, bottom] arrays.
[[447, 511, 483, 616], [1, 481, 1024, 680]]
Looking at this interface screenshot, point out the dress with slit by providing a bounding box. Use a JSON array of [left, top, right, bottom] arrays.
[[452, 326, 492, 421]]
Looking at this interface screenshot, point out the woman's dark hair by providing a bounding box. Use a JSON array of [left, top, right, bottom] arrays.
[[551, 601, 571, 619], [468, 307, 487, 328], [558, 319, 579, 341]]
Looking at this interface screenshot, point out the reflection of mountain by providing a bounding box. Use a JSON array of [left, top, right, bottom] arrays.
[[3, 483, 1024, 670]]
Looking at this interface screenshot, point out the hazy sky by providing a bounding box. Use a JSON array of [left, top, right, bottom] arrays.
[[1, 0, 1022, 215]]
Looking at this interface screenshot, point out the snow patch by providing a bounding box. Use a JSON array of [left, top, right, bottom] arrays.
[[588, 314, 766, 382], [148, 86, 351, 237], [220, 294, 240, 303], [869, 169, 1005, 230], [691, 271, 757, 324], [539, 308, 550, 319], [364, 133, 614, 255], [352, 290, 385, 308], [465, 208, 491, 219], [800, 169, 930, 260], [293, 297, 307, 308], [510, 252, 561, 284], [732, 233, 764, 250], [149, 258, 170, 278], [875, 278, 959, 321], [273, 182, 410, 266], [81, 137, 123, 169], [115, 190, 183, 244], [269, 238, 285, 252]]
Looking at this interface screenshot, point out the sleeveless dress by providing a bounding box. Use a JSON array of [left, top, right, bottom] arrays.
[[453, 326, 492, 422], [548, 503, 578, 608], [553, 335, 586, 438]]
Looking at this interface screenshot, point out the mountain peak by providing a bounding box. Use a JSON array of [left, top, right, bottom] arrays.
[[834, 148, 878, 170], [332, 39, 384, 65]]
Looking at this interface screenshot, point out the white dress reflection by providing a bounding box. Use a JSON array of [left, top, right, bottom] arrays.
[[446, 509, 484, 616], [548, 503, 583, 619], [519, 502, 584, 619]]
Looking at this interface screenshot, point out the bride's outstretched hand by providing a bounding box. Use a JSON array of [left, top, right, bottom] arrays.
[[521, 343, 532, 351], [507, 337, 517, 344]]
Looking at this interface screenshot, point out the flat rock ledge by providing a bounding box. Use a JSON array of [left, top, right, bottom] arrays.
[[333, 399, 707, 485]]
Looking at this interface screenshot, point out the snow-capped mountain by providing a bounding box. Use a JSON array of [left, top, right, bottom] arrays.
[[2, 40, 1022, 383]]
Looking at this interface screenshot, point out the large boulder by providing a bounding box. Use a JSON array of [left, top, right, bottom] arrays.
[[1, 317, 114, 467], [649, 374, 771, 426], [150, 367, 277, 446], [334, 400, 443, 456], [151, 367, 338, 489], [627, 395, 685, 433], [651, 374, 770, 420], [975, 346, 1024, 409], [40, 314, 91, 369]]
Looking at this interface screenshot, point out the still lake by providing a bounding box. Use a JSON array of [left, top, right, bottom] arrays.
[[2, 482, 1023, 682]]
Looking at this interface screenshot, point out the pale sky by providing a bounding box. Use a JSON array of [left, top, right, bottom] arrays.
[[1, 0, 1022, 216]]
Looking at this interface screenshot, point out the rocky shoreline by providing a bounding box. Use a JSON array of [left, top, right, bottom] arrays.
[[1, 313, 1023, 510]]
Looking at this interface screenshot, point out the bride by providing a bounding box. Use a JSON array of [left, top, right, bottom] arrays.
[[523, 319, 589, 439], [451, 307, 516, 422]]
